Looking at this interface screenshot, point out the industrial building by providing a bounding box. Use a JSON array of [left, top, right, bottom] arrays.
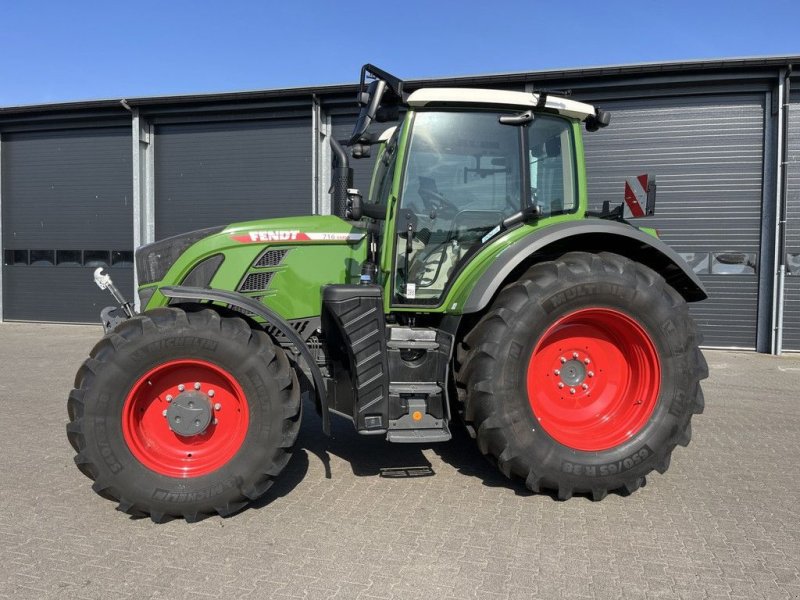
[[0, 56, 797, 353]]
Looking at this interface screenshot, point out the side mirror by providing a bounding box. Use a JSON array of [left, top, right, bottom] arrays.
[[351, 144, 371, 159], [585, 108, 611, 132], [349, 79, 388, 145], [346, 189, 363, 220], [346, 189, 387, 221]]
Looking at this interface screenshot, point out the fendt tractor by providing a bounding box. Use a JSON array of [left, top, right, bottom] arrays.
[[67, 65, 708, 522]]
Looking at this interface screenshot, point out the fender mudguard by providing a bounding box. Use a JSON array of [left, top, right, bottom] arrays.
[[462, 220, 708, 314], [159, 285, 330, 435]]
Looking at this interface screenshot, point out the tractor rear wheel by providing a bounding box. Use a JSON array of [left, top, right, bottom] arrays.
[[66, 307, 301, 522], [457, 252, 706, 500]]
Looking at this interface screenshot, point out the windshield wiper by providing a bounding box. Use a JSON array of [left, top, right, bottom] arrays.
[[481, 205, 542, 244]]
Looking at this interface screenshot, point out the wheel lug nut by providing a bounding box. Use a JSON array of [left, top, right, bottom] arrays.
[[573, 352, 579, 359], [560, 357, 567, 364], [584, 358, 591, 364], [178, 384, 185, 392], [569, 388, 576, 394], [214, 403, 222, 411], [558, 383, 565, 389], [194, 382, 201, 390], [213, 418, 219, 425], [166, 395, 173, 403], [208, 390, 215, 398], [554, 369, 560, 375], [582, 383, 589, 390], [588, 371, 594, 378], [162, 409, 168, 417]]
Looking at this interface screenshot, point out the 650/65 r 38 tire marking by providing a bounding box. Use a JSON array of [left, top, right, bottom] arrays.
[[122, 359, 249, 478]]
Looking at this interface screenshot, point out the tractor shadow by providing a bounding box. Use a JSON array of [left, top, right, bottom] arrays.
[[266, 397, 536, 498]]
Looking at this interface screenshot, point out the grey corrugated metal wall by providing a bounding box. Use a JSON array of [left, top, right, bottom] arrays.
[[783, 95, 800, 350], [0, 62, 797, 351], [1, 127, 134, 322], [583, 94, 766, 348], [154, 118, 312, 240]]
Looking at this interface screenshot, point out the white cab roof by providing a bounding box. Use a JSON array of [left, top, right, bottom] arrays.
[[406, 88, 596, 120]]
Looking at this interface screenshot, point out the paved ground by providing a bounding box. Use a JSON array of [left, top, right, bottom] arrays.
[[0, 322, 799, 600]]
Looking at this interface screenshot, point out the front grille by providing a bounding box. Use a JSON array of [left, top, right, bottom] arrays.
[[239, 271, 274, 292], [254, 249, 289, 268]]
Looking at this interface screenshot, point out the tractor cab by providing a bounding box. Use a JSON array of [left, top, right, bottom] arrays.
[[332, 65, 608, 308]]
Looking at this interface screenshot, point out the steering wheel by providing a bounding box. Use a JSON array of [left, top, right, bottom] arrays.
[[418, 187, 459, 219]]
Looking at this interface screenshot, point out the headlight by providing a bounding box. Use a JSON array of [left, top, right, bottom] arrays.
[[135, 226, 224, 285]]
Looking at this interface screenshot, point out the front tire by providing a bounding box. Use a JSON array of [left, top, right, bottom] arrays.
[[67, 307, 301, 522], [457, 252, 707, 500]]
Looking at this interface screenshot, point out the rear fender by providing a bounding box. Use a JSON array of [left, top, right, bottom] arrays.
[[462, 220, 707, 314]]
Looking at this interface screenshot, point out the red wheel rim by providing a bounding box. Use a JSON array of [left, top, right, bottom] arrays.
[[122, 359, 249, 478], [526, 308, 661, 452]]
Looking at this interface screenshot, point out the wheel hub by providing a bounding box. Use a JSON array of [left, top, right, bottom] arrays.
[[165, 390, 213, 437], [559, 359, 586, 387]]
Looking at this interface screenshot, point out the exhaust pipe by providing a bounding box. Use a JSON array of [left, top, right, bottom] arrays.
[[329, 137, 353, 219]]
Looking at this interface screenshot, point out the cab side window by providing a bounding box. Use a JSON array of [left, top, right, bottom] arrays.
[[528, 116, 576, 216]]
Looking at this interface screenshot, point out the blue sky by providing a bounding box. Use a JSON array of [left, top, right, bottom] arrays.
[[1, 0, 798, 107]]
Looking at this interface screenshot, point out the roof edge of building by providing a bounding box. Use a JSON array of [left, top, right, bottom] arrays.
[[1, 54, 797, 118]]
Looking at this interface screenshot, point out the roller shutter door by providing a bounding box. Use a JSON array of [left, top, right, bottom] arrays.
[[2, 127, 133, 322], [154, 118, 312, 240], [783, 97, 800, 351], [583, 94, 765, 348]]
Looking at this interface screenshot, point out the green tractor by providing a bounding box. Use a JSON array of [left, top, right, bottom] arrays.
[[67, 65, 707, 522]]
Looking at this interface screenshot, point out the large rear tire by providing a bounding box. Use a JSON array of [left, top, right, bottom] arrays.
[[67, 307, 301, 522], [457, 252, 707, 500]]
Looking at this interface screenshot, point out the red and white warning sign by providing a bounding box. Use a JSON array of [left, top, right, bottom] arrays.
[[623, 174, 654, 218]]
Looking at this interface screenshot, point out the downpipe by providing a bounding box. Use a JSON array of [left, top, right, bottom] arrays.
[[772, 66, 792, 355]]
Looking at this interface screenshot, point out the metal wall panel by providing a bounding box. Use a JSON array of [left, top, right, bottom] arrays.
[[3, 267, 133, 323], [2, 127, 133, 322], [782, 98, 800, 350], [583, 94, 765, 348], [154, 118, 311, 239], [2, 128, 133, 247]]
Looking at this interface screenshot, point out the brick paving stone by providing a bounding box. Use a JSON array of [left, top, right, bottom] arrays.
[[0, 324, 799, 599]]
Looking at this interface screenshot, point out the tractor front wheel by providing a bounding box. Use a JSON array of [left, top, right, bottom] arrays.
[[66, 307, 301, 522], [457, 252, 706, 500]]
